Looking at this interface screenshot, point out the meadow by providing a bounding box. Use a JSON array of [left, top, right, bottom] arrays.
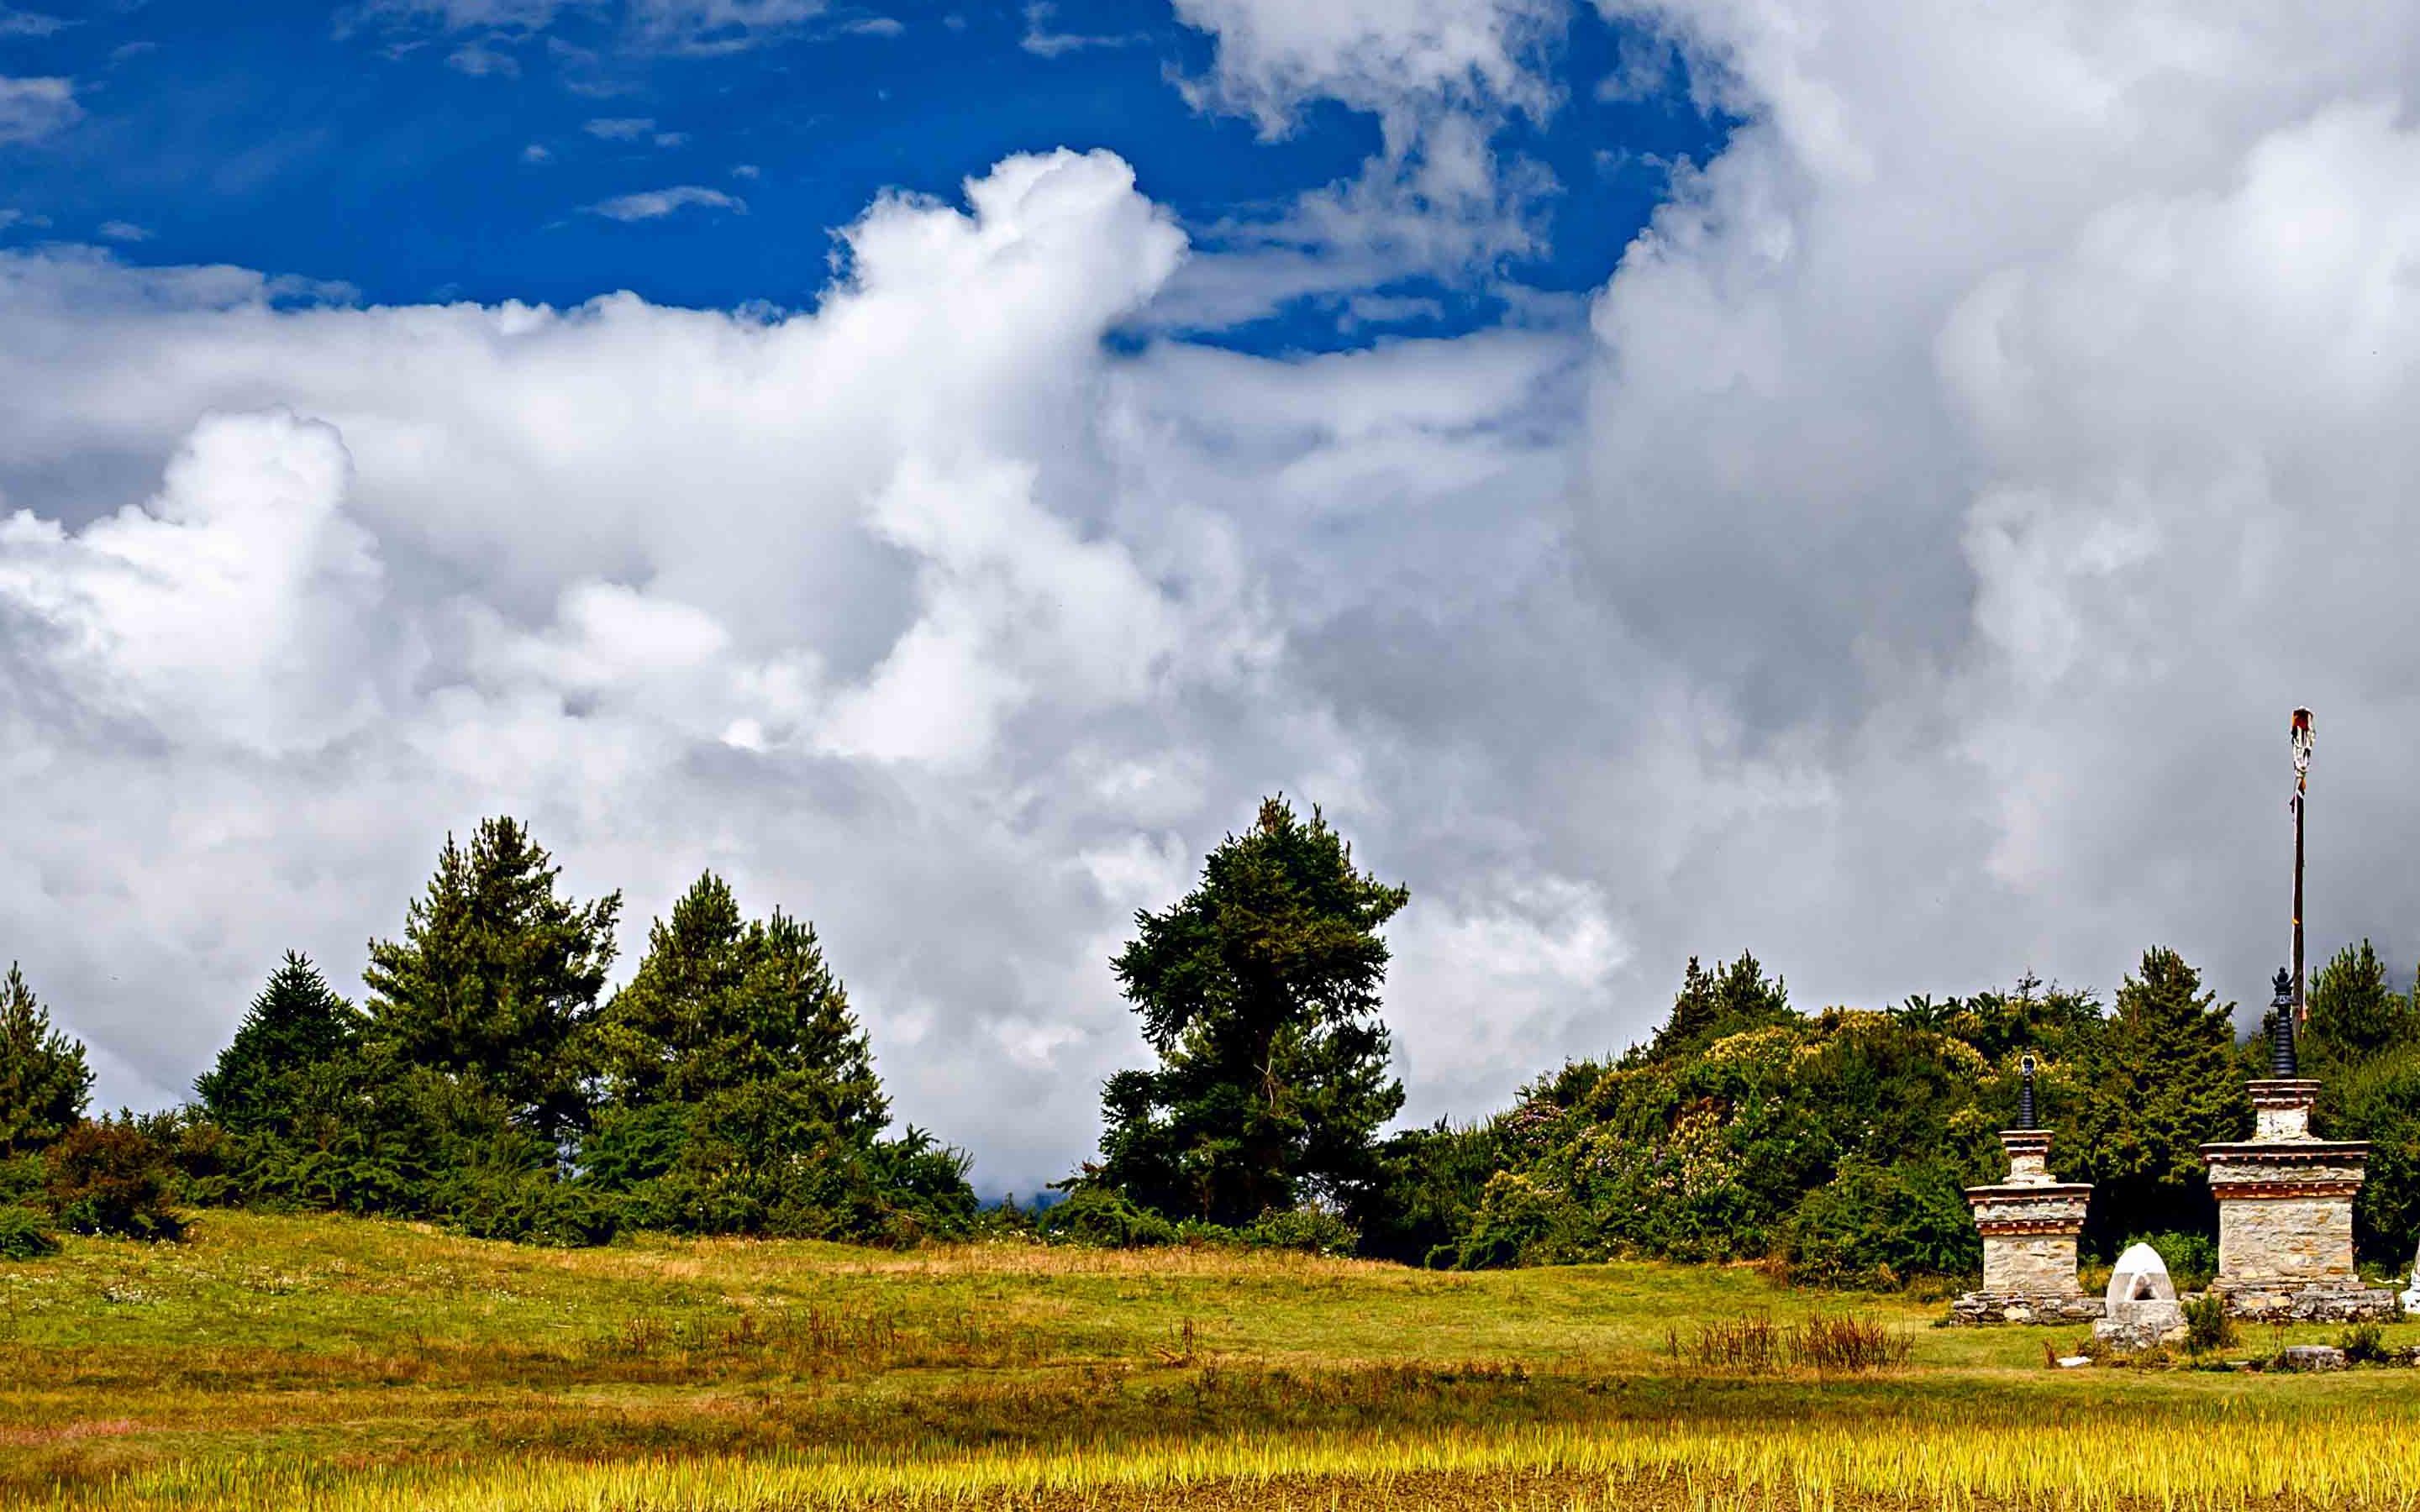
[[9, 1212, 2420, 1510]]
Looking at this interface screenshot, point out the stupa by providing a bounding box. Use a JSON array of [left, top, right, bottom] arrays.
[[1949, 1052, 2099, 1324], [2198, 969, 2395, 1320]]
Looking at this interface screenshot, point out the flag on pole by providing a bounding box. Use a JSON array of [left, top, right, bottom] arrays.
[[2291, 707, 2313, 810]]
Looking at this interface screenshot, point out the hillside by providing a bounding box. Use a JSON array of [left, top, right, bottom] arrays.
[[10, 1212, 2420, 1509]]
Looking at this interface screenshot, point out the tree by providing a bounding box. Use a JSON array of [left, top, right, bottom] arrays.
[[2306, 941, 2416, 1073], [196, 953, 365, 1135], [1639, 953, 1794, 1063], [0, 964, 91, 1158], [2068, 948, 2250, 1245], [584, 872, 965, 1239], [363, 818, 620, 1142], [1090, 796, 1408, 1226]]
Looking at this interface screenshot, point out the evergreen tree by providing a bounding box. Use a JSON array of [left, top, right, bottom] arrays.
[[2068, 947, 2250, 1243], [1640, 953, 1794, 1063], [1090, 796, 1408, 1226], [363, 818, 620, 1142], [582, 872, 965, 1239], [2306, 940, 2416, 1072], [196, 953, 364, 1135], [591, 873, 883, 1125], [0, 964, 91, 1157]]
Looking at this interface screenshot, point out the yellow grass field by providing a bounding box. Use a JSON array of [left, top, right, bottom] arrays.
[[8, 1211, 2420, 1509]]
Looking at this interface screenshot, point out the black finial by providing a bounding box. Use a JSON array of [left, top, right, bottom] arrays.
[[2270, 966, 2298, 1078], [2017, 1050, 2038, 1129]]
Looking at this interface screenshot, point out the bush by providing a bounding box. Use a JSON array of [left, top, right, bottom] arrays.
[[1236, 1205, 1359, 1257], [2133, 1231, 2218, 1290], [42, 1116, 187, 1242], [1781, 1158, 1979, 1289], [2182, 1292, 2236, 1357], [0, 1203, 58, 1259], [2339, 1320, 2390, 1364], [1038, 1186, 1179, 1247]]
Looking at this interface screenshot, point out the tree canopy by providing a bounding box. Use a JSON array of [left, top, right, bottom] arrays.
[[1091, 796, 1408, 1226]]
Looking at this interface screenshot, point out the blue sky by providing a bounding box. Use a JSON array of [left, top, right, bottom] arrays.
[[6, 0, 2416, 1192], [2, 0, 1720, 347]]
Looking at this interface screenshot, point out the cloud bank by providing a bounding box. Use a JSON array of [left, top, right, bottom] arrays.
[[7, 0, 2420, 1192]]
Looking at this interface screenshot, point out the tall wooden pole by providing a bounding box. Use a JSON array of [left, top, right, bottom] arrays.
[[2293, 787, 2306, 1023], [2291, 707, 2312, 1026]]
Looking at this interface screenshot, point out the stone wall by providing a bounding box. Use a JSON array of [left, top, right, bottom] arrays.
[[1946, 1293, 2103, 1326], [1983, 1234, 2081, 1296], [2217, 1194, 2356, 1287]]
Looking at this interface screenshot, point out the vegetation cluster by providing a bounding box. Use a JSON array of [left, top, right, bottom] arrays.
[[12, 795, 2420, 1284]]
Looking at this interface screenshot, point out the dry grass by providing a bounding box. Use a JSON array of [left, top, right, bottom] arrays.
[[8, 1210, 2420, 1509]]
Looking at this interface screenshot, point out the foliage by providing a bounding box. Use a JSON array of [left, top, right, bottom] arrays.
[[2066, 948, 2249, 1245], [2333, 1044, 2420, 1265], [581, 872, 965, 1242], [2307, 941, 2417, 1074], [1234, 1204, 1360, 1257], [0, 1201, 58, 1258], [1353, 1119, 1503, 1267], [364, 817, 621, 1142], [2133, 1230, 2218, 1291], [1036, 1185, 1180, 1247], [1781, 1158, 1980, 1289], [2338, 1320, 2390, 1364], [194, 953, 364, 1137], [0, 963, 92, 1158], [43, 1115, 187, 1242], [1640, 953, 1795, 1063], [2181, 1292, 2236, 1357], [1091, 796, 1409, 1227]]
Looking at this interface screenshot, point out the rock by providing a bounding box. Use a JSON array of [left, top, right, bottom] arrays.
[[2280, 1344, 2348, 1373], [2055, 1355, 2092, 1369]]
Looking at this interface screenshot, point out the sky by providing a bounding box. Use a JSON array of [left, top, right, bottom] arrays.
[[5, 0, 2420, 1195]]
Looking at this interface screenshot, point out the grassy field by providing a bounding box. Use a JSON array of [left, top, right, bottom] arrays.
[[8, 1212, 2420, 1509]]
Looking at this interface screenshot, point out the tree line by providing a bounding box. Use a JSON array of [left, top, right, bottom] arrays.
[[8, 796, 2420, 1285]]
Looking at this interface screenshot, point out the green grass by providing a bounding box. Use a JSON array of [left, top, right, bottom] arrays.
[[7, 1210, 2420, 1508]]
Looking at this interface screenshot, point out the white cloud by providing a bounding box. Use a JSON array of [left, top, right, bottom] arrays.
[[0, 76, 81, 145], [1162, 0, 1566, 322], [583, 116, 655, 140], [1020, 3, 1145, 59], [521, 143, 552, 164], [446, 39, 523, 76], [0, 411, 394, 753], [97, 221, 150, 243], [15, 0, 2420, 1194], [0, 8, 66, 38], [583, 184, 745, 220]]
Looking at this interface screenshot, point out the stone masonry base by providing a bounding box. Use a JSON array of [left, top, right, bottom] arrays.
[[1945, 1293, 2106, 1326]]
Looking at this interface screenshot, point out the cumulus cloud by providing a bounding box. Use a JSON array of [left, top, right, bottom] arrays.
[[1161, 0, 1568, 323], [0, 76, 81, 144], [584, 184, 745, 219], [12, 1, 2420, 1197]]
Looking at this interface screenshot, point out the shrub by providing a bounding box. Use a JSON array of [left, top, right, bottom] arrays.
[[1236, 1205, 1359, 1257], [1781, 1158, 1980, 1289], [2133, 1231, 2218, 1290], [1039, 1186, 1178, 1247], [2339, 1320, 2390, 1365], [0, 1204, 58, 1259], [2182, 1293, 2236, 1357], [42, 1116, 187, 1242]]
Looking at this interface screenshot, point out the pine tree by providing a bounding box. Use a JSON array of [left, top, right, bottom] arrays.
[[0, 963, 92, 1157], [1091, 796, 1408, 1226], [2069, 947, 2250, 1242], [592, 871, 885, 1127], [196, 953, 364, 1135], [363, 818, 620, 1142], [1643, 953, 1794, 1062], [584, 872, 942, 1237], [2306, 940, 2416, 1072]]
